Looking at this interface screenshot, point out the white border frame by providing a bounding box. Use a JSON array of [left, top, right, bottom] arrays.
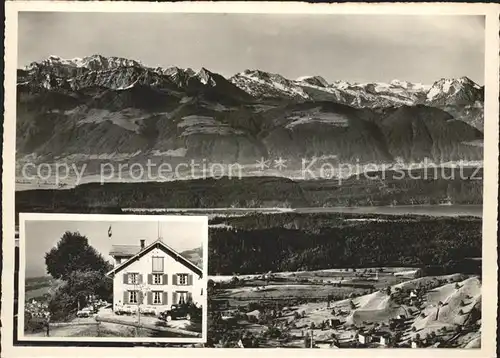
[[17, 213, 209, 344], [2, 2, 499, 358]]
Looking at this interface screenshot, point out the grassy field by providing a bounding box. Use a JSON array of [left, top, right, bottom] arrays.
[[25, 276, 59, 301]]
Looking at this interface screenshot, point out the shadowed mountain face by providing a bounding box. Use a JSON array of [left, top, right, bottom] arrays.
[[16, 55, 483, 167]]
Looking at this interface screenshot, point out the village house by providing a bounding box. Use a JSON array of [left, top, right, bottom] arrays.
[[371, 331, 392, 346], [357, 332, 371, 344], [411, 339, 423, 348], [106, 238, 204, 315], [328, 318, 342, 328], [246, 309, 262, 321]]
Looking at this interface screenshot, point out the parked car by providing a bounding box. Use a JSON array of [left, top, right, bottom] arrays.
[[115, 305, 135, 315], [76, 307, 93, 318], [139, 306, 157, 316], [159, 304, 201, 322]]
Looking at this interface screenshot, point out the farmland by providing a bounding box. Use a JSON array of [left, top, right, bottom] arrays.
[[25, 276, 60, 301], [208, 270, 481, 348]]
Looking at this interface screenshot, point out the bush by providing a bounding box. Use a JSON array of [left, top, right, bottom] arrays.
[[24, 312, 47, 333]]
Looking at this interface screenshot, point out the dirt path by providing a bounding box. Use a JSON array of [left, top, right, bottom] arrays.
[[24, 308, 195, 338]]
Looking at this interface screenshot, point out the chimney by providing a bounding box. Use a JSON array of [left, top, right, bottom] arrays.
[[140, 239, 145, 250]]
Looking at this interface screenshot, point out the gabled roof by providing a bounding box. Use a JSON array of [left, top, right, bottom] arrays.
[[106, 239, 203, 278], [110, 244, 141, 256]]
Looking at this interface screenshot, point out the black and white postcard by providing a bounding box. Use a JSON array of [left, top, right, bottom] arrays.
[[17, 214, 208, 344], [2, 1, 499, 357]]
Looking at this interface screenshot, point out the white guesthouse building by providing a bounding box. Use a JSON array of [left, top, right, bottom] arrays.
[[106, 238, 204, 315]]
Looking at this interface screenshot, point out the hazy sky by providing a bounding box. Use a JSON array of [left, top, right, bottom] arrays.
[[24, 219, 204, 278], [18, 12, 485, 84]]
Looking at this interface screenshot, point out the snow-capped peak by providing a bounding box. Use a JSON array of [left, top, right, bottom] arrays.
[[296, 75, 329, 88], [196, 67, 217, 86], [330, 80, 352, 90], [426, 76, 483, 104], [389, 79, 409, 88], [27, 54, 144, 71], [231, 69, 310, 99]]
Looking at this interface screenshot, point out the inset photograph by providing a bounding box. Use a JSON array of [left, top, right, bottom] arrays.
[[17, 213, 208, 344]]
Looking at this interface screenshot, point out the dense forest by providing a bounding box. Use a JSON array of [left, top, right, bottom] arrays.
[[207, 213, 482, 275], [16, 167, 482, 213]]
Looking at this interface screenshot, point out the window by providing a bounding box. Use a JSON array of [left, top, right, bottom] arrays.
[[153, 274, 162, 285], [128, 273, 139, 284], [152, 257, 164, 273], [176, 291, 188, 304], [178, 274, 188, 285], [129, 291, 138, 304], [153, 291, 162, 305]]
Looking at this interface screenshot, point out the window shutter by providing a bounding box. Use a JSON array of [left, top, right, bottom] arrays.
[[123, 273, 128, 284], [163, 274, 168, 285], [138, 274, 143, 284], [173, 292, 178, 304], [163, 292, 168, 305], [187, 292, 193, 303], [148, 274, 152, 285], [123, 291, 128, 304], [188, 274, 193, 285], [147, 291, 153, 305], [138, 291, 144, 304], [173, 274, 177, 285]]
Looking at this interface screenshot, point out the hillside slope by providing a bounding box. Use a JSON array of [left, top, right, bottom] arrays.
[[16, 55, 483, 168]]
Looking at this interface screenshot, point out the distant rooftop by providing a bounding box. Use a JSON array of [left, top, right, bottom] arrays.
[[109, 244, 140, 257]]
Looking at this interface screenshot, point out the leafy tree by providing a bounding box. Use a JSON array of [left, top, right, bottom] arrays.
[[45, 231, 112, 280]]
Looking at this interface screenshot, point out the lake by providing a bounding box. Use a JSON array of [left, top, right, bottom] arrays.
[[124, 205, 482, 218], [294, 205, 483, 217]]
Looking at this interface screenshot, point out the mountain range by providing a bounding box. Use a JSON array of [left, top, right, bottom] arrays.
[[16, 55, 484, 171]]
